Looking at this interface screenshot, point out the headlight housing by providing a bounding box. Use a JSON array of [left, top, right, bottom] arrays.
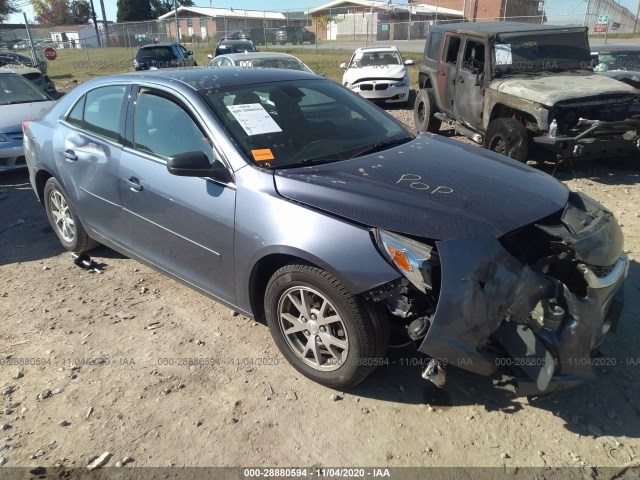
[[376, 229, 438, 293], [392, 74, 409, 88]]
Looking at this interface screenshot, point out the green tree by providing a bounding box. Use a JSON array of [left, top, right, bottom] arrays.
[[33, 0, 91, 27], [117, 0, 152, 22], [150, 0, 194, 18], [0, 0, 17, 23]]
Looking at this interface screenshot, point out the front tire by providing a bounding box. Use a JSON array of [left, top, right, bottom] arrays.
[[44, 178, 98, 253], [264, 264, 389, 389], [484, 117, 529, 163], [414, 88, 441, 133]]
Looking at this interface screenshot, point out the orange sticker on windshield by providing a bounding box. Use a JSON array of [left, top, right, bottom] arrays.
[[252, 149, 275, 161]]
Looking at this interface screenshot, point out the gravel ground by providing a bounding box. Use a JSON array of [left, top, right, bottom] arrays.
[[0, 92, 639, 477]]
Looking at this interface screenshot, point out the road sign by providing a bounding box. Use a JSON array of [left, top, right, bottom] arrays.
[[44, 47, 57, 60], [593, 23, 608, 33], [612, 22, 621, 30], [598, 15, 609, 23]]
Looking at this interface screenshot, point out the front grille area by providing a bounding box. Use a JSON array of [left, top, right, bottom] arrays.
[[7, 131, 23, 141], [359, 83, 389, 91]]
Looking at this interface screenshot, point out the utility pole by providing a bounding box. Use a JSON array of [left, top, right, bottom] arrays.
[[99, 0, 110, 47], [174, 0, 181, 42], [583, 0, 591, 27], [635, 0, 640, 33], [23, 13, 37, 67], [89, 0, 101, 47]]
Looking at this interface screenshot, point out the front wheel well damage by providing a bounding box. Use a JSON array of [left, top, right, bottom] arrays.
[[489, 104, 539, 133]]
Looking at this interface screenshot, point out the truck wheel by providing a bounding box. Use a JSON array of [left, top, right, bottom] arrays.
[[414, 88, 441, 134], [484, 118, 529, 163], [264, 264, 389, 389]]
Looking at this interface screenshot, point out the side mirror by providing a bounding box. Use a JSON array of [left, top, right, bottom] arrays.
[[187, 50, 193, 56], [339, 62, 347, 69], [167, 151, 233, 183], [404, 59, 414, 66]]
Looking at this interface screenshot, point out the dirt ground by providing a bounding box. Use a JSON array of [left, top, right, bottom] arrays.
[[1, 101, 639, 477]]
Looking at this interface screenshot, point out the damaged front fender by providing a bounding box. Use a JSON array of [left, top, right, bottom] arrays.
[[417, 193, 628, 395]]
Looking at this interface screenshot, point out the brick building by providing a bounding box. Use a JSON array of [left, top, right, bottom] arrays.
[[409, 0, 546, 23]]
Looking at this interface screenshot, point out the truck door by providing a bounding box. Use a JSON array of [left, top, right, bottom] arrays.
[[453, 38, 486, 130], [437, 33, 461, 116]]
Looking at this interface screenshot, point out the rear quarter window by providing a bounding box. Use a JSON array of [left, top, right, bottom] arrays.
[[426, 32, 444, 60]]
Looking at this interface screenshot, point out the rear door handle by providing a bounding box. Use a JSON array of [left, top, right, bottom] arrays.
[[125, 177, 143, 192], [63, 149, 77, 161]]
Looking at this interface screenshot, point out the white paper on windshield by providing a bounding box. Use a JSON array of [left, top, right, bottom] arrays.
[[227, 103, 282, 136], [494, 44, 513, 66]]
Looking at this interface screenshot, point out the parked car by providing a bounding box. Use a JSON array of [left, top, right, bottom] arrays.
[[340, 46, 413, 106], [415, 22, 640, 163], [12, 40, 29, 50], [220, 30, 250, 41], [275, 26, 315, 45], [208, 52, 313, 73], [133, 43, 197, 71], [214, 39, 257, 57], [248, 27, 277, 46], [3, 65, 55, 94], [0, 69, 54, 172], [0, 50, 48, 74], [24, 68, 628, 395], [591, 44, 640, 89]]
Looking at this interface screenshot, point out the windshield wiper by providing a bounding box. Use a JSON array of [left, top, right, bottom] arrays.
[[346, 136, 412, 159]]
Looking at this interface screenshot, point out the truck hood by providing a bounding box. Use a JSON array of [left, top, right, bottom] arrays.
[[0, 101, 54, 131], [343, 65, 406, 85], [491, 73, 637, 106], [274, 135, 569, 241]]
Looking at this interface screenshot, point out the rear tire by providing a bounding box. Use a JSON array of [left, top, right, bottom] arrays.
[[264, 264, 389, 389], [414, 88, 441, 134], [44, 178, 99, 253], [484, 118, 529, 163]]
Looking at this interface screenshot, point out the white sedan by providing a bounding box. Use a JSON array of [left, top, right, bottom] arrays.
[[0, 69, 55, 172], [341, 46, 413, 106]]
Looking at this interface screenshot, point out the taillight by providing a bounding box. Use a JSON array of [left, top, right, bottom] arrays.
[[22, 120, 31, 134]]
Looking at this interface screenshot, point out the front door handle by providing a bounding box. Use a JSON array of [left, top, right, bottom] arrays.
[[63, 149, 77, 161], [125, 177, 143, 192]]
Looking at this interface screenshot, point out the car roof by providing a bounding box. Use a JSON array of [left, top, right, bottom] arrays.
[[354, 46, 399, 52], [591, 44, 640, 52], [218, 52, 302, 61], [429, 21, 587, 38], [90, 67, 318, 91], [139, 43, 179, 49], [2, 65, 41, 74], [218, 39, 254, 45]]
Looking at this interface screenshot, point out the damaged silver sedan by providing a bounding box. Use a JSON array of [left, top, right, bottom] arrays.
[[24, 68, 627, 395]]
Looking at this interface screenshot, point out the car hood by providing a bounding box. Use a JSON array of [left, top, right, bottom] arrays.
[[343, 65, 406, 85], [274, 135, 569, 240], [0, 102, 54, 131], [491, 73, 637, 106]]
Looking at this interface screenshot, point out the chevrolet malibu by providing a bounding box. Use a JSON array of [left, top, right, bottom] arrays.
[[24, 68, 628, 395]]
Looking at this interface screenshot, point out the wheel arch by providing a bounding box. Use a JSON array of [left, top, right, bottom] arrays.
[[35, 168, 54, 205], [488, 103, 540, 132], [418, 72, 433, 90]]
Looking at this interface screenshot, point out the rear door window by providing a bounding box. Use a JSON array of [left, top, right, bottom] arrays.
[[65, 85, 127, 142]]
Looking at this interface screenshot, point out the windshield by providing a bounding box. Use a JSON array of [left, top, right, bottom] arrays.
[[493, 32, 591, 74], [349, 50, 403, 68], [0, 73, 50, 105], [200, 79, 412, 169], [594, 50, 640, 72]]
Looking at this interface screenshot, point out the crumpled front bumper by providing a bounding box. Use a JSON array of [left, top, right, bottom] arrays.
[[533, 119, 640, 159], [418, 193, 628, 395]]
